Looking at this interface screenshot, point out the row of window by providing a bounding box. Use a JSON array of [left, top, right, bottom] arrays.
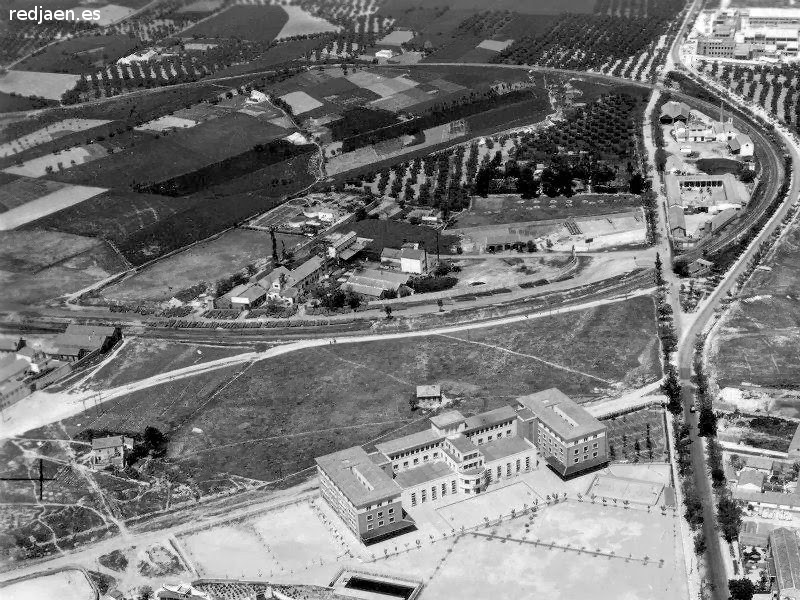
[[366, 516, 396, 531], [366, 507, 395, 521], [473, 429, 513, 445], [411, 480, 458, 506], [394, 451, 440, 471], [573, 451, 599, 464]]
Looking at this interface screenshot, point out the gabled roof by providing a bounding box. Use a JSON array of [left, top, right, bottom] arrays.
[[400, 247, 425, 261], [291, 256, 323, 282], [661, 101, 691, 120], [738, 468, 766, 488], [729, 133, 753, 151], [381, 247, 402, 260], [770, 527, 800, 595]]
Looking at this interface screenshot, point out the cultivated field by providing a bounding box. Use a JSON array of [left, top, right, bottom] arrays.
[[100, 228, 283, 303], [183, 5, 290, 42], [711, 224, 800, 388], [0, 71, 80, 100], [0, 119, 110, 158]]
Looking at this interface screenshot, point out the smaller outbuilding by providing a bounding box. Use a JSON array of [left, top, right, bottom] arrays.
[[728, 133, 754, 157], [90, 436, 134, 469], [416, 384, 442, 405]]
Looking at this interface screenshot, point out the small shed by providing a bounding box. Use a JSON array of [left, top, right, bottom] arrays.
[[416, 385, 442, 404], [90, 436, 134, 469]]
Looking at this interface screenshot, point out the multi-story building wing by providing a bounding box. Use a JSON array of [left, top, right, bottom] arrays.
[[516, 388, 609, 478], [316, 388, 607, 544]]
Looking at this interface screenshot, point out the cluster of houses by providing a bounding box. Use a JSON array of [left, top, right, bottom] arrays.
[[660, 101, 754, 158], [214, 230, 436, 311], [0, 324, 122, 412]]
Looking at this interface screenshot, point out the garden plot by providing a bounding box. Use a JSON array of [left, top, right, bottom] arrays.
[[3, 144, 107, 178], [0, 119, 110, 157], [345, 71, 419, 98], [378, 29, 415, 46], [0, 71, 80, 100], [2, 569, 95, 600], [135, 115, 198, 132], [477, 39, 514, 52], [279, 91, 324, 115]]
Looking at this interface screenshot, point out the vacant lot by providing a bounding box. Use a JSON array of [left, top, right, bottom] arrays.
[[86, 339, 252, 390], [712, 224, 800, 388], [455, 194, 642, 228], [183, 5, 289, 42], [46, 297, 659, 490], [101, 228, 276, 303], [0, 569, 95, 600]]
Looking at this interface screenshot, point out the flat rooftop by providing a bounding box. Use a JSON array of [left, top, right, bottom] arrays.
[[394, 461, 454, 488], [316, 446, 401, 507], [374, 429, 443, 457], [479, 436, 534, 462], [430, 410, 465, 429], [462, 406, 517, 433], [516, 388, 604, 441]]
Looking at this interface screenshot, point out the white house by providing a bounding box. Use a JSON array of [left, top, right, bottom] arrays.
[[246, 89, 268, 104], [375, 49, 395, 60], [729, 133, 754, 157]]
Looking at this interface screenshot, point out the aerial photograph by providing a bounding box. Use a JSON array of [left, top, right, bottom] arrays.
[[0, 0, 799, 598]]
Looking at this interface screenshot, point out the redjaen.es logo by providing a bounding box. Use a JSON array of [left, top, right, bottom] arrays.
[[7, 5, 102, 23]]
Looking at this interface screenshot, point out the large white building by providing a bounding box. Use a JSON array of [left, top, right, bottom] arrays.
[[316, 389, 608, 544], [696, 7, 800, 58]]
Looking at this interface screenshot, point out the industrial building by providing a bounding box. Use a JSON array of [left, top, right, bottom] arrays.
[[696, 8, 800, 59], [44, 323, 122, 362], [316, 389, 607, 543], [769, 527, 800, 600]]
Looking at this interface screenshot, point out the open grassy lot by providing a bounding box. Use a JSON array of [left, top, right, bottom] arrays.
[[183, 5, 289, 42], [15, 35, 140, 74], [100, 228, 276, 302], [455, 194, 643, 228], [0, 70, 80, 101], [86, 339, 253, 390], [712, 224, 800, 388], [0, 229, 127, 305], [42, 297, 659, 490]]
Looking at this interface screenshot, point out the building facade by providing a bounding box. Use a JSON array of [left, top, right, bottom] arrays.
[[316, 389, 606, 543]]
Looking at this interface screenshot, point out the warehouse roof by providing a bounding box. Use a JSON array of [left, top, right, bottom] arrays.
[[770, 527, 800, 598]]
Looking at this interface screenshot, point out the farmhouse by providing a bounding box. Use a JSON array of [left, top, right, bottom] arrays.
[[316, 389, 606, 543], [416, 385, 442, 405], [660, 101, 691, 124], [729, 133, 754, 157], [252, 256, 328, 306], [44, 323, 122, 362], [380, 243, 429, 274], [90, 435, 134, 469], [687, 258, 714, 277]]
